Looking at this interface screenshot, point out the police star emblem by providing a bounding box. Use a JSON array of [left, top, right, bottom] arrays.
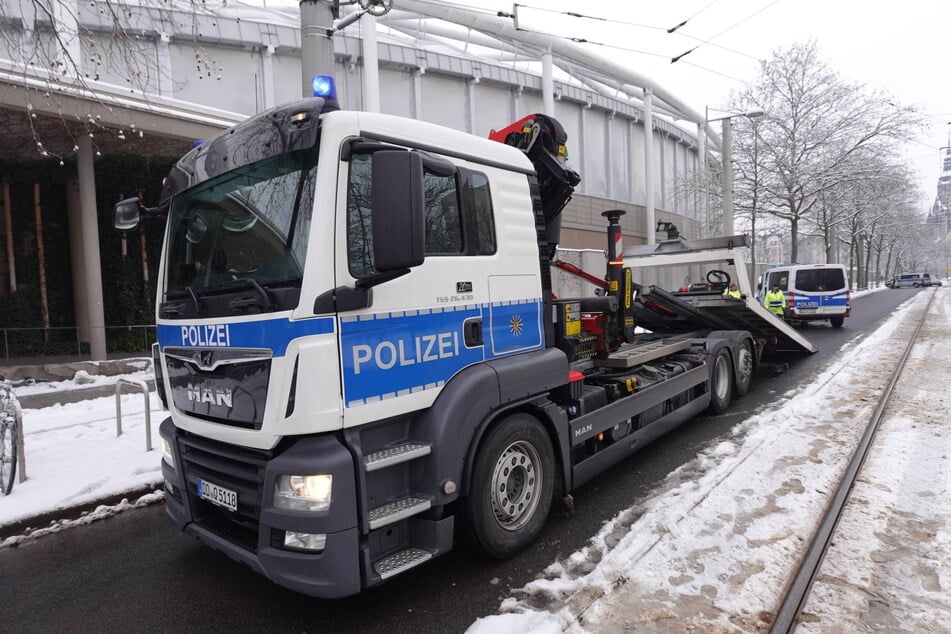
[[509, 314, 523, 336]]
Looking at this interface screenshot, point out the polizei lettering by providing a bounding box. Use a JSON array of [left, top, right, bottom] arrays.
[[180, 324, 231, 347], [186, 383, 234, 408], [352, 331, 460, 375]]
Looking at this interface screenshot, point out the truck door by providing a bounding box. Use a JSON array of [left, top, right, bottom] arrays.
[[335, 146, 543, 422]]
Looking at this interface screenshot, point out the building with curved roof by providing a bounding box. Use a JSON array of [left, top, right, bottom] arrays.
[[0, 0, 713, 360]]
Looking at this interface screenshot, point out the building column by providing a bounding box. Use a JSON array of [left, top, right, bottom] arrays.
[[542, 48, 554, 116], [466, 79, 477, 133], [412, 68, 424, 120], [66, 179, 89, 343], [643, 89, 655, 245], [261, 45, 276, 110], [510, 86, 522, 122], [76, 137, 106, 360], [157, 33, 173, 96]]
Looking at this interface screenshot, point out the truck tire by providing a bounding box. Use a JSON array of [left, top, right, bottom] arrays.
[[733, 339, 753, 397], [830, 316, 844, 328], [465, 413, 555, 559], [710, 349, 734, 414]]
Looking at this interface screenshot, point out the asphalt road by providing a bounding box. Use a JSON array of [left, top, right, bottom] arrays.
[[0, 288, 924, 633]]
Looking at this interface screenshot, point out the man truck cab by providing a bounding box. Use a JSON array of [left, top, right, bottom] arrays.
[[759, 264, 850, 328]]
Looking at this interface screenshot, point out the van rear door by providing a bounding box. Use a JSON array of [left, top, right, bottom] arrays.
[[793, 268, 848, 313]]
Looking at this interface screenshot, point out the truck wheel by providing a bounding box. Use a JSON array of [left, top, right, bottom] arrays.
[[733, 339, 753, 397], [465, 414, 555, 559], [710, 349, 734, 414], [830, 316, 844, 328]]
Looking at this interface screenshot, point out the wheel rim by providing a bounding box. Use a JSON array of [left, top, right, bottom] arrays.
[[714, 354, 731, 401], [490, 440, 542, 531], [736, 344, 753, 387]]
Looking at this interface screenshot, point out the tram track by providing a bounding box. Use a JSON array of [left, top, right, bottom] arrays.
[[769, 288, 940, 633]]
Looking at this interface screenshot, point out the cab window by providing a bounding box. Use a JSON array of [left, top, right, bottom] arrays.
[[346, 153, 497, 278]]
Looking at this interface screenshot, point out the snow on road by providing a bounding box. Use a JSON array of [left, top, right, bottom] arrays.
[[469, 289, 950, 632]]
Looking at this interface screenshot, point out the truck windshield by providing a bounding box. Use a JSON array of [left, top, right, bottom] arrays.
[[164, 150, 317, 301]]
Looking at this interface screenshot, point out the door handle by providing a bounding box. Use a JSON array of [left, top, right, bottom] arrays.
[[464, 318, 483, 347]]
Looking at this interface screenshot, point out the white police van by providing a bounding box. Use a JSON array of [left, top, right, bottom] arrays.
[[759, 264, 850, 328]]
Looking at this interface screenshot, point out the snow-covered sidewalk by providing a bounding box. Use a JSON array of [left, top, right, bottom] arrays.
[[1, 366, 164, 542], [469, 288, 950, 632]]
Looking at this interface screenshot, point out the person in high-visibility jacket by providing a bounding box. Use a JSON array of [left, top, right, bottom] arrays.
[[722, 282, 741, 299], [763, 284, 787, 317]]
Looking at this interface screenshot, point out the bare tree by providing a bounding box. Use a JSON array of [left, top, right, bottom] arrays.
[[728, 40, 926, 263]]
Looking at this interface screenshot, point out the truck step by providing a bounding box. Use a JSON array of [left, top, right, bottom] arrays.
[[373, 547, 433, 580], [364, 443, 432, 472], [368, 496, 432, 530]]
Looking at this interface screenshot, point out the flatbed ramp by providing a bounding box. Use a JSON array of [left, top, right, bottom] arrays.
[[621, 233, 818, 354], [635, 286, 818, 353]]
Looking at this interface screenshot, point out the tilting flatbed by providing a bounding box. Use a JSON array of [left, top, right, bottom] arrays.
[[624, 235, 818, 354]]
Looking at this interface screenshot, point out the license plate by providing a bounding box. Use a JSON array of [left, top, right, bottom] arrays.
[[197, 478, 237, 512], [798, 308, 817, 314]]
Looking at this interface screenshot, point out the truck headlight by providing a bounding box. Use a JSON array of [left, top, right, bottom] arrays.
[[273, 474, 333, 512], [161, 438, 175, 470]]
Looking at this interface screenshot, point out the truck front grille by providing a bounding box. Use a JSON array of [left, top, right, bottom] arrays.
[[178, 432, 270, 552], [164, 348, 272, 430]]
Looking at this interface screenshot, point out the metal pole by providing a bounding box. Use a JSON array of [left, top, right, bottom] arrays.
[[116, 378, 152, 451], [300, 0, 336, 98], [360, 12, 381, 113], [643, 89, 655, 245], [697, 119, 706, 238], [721, 117, 734, 236]]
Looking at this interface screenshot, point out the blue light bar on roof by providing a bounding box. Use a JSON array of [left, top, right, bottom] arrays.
[[312, 75, 337, 100]]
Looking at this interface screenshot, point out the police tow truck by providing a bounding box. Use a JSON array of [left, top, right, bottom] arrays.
[[115, 75, 815, 598]]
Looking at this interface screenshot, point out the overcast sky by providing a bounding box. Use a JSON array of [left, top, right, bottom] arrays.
[[491, 0, 951, 206]]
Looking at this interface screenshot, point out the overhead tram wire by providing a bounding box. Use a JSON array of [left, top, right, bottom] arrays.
[[667, 0, 720, 33], [670, 0, 784, 63], [512, 2, 760, 62], [493, 22, 751, 86], [488, 22, 678, 63], [388, 2, 754, 93]]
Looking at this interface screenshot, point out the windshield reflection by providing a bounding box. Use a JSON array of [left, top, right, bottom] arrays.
[[165, 150, 317, 302]]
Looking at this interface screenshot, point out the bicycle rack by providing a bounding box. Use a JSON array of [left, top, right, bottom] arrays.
[[115, 378, 153, 452]]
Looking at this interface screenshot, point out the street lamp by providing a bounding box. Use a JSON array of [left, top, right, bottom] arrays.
[[706, 108, 765, 237]]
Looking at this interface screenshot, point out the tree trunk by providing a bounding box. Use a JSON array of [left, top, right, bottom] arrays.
[[34, 183, 50, 334], [2, 179, 15, 293], [789, 215, 799, 263]]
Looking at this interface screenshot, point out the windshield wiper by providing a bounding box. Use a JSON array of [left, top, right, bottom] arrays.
[[221, 278, 275, 313], [184, 286, 204, 315], [162, 286, 205, 317]]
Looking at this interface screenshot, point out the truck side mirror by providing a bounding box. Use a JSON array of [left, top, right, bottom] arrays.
[[370, 150, 425, 271], [114, 197, 142, 231]]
